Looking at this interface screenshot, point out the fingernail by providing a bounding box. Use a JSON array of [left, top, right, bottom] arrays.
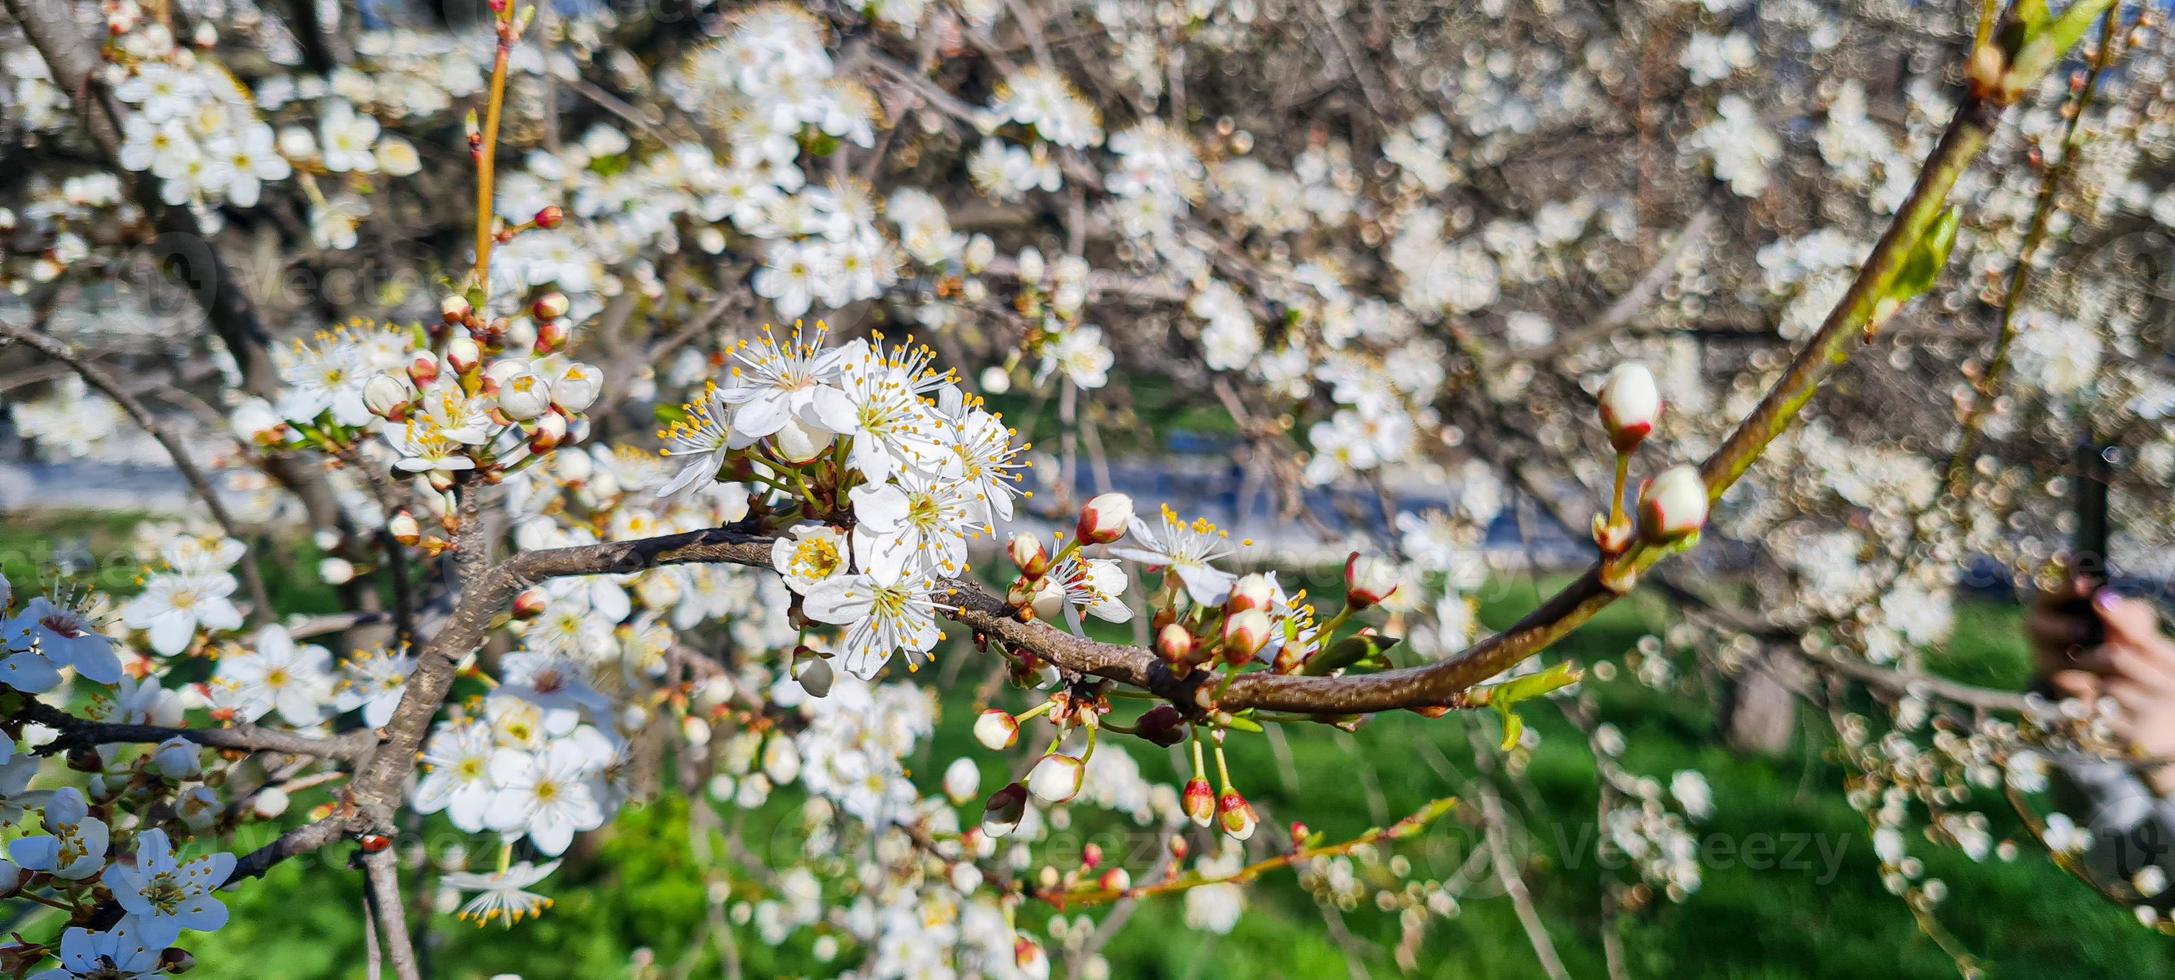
[[2094, 589, 2120, 612]]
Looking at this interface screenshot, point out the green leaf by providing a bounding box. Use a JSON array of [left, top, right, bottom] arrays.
[[1482, 661, 1583, 751], [1888, 206, 1961, 307]]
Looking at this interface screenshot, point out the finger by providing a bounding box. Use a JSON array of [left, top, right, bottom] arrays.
[[2107, 642, 2175, 693], [2097, 594, 2165, 651], [2106, 678, 2159, 717], [2049, 669, 2101, 705]]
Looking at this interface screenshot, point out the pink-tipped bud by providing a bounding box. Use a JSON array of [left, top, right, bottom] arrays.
[[1221, 609, 1273, 666], [527, 409, 568, 453], [1155, 623, 1194, 664], [1082, 842, 1103, 869], [1027, 753, 1085, 804], [1097, 867, 1131, 893], [1226, 573, 1275, 615], [1290, 821, 1311, 848], [531, 291, 570, 320], [1598, 362, 1662, 453], [534, 317, 570, 355], [1218, 791, 1257, 840], [446, 336, 481, 375], [982, 783, 1029, 837], [534, 205, 565, 229], [1014, 938, 1050, 980], [407, 352, 441, 388], [1637, 465, 1709, 543], [1182, 777, 1215, 827], [511, 588, 547, 620], [1008, 533, 1050, 579], [387, 511, 422, 546], [1343, 552, 1399, 609], [440, 293, 472, 324], [1075, 492, 1134, 545], [974, 709, 1020, 751], [362, 372, 414, 421]]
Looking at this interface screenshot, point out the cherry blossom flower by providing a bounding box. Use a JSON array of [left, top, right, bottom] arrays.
[[802, 566, 946, 678], [121, 572, 244, 657], [1107, 506, 1241, 606], [104, 829, 234, 948]]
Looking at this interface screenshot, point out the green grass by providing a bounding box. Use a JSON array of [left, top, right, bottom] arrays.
[[7, 515, 2171, 977]]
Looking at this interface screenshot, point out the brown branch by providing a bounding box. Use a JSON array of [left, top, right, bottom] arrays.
[[0, 320, 275, 623], [362, 848, 423, 980]]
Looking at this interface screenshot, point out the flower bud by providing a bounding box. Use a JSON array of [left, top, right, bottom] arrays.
[[1082, 842, 1103, 868], [1182, 777, 1216, 827], [1598, 362, 1661, 453], [319, 557, 356, 586], [159, 948, 197, 974], [531, 291, 570, 320], [1014, 938, 1051, 980], [497, 371, 551, 421], [407, 352, 441, 389], [1133, 705, 1185, 747], [528, 409, 568, 453], [1027, 753, 1085, 804], [534, 317, 569, 355], [1226, 573, 1275, 615], [942, 757, 981, 805], [1343, 553, 1399, 609], [252, 786, 291, 820], [534, 205, 565, 229], [1155, 623, 1193, 664], [1221, 609, 1273, 666], [388, 511, 422, 546], [974, 709, 1020, 751], [0, 859, 22, 899], [159, 738, 201, 779], [982, 782, 1029, 837], [1075, 492, 1134, 545], [362, 372, 414, 420], [1007, 533, 1050, 579], [1637, 465, 1709, 543], [772, 417, 833, 464], [1029, 576, 1065, 623], [446, 336, 481, 375], [795, 655, 834, 699], [551, 363, 600, 413], [1218, 790, 1257, 841], [440, 293, 472, 325], [1097, 867, 1131, 893]]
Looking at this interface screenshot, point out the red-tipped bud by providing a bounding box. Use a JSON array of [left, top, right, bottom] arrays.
[[1221, 609, 1273, 666], [511, 588, 547, 620], [1343, 552, 1399, 609], [1134, 705, 1186, 747], [534, 317, 571, 355], [527, 409, 568, 453], [982, 783, 1029, 837], [440, 293, 472, 325], [1226, 573, 1275, 615], [1155, 623, 1194, 664], [1082, 842, 1104, 868], [407, 352, 441, 388], [1027, 753, 1085, 804], [446, 336, 482, 375], [1007, 533, 1051, 579], [531, 291, 570, 320], [1289, 821, 1310, 848], [1168, 835, 1190, 861], [1014, 938, 1051, 980], [534, 205, 565, 229], [1097, 867, 1132, 893], [359, 833, 393, 853], [1598, 362, 1662, 453], [363, 372, 415, 421], [1075, 492, 1134, 545], [1637, 465, 1709, 543], [1182, 777, 1216, 827], [974, 709, 1020, 751], [1218, 791, 1257, 840]]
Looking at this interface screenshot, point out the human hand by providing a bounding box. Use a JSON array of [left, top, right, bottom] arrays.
[[2030, 585, 2175, 796]]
